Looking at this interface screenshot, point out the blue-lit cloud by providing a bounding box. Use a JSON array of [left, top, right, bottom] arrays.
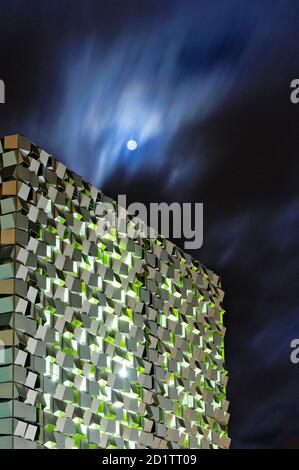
[[25, 2, 253, 190], [49, 40, 233, 187]]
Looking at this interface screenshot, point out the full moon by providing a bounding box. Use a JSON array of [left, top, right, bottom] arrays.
[[127, 139, 138, 151]]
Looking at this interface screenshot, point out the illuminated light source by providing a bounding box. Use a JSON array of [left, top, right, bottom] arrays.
[[127, 139, 138, 151], [119, 365, 127, 378]]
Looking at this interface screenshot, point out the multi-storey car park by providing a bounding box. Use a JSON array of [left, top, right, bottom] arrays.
[[0, 134, 230, 449]]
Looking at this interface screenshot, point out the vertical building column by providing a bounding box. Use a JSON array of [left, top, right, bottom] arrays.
[[0, 150, 18, 448]]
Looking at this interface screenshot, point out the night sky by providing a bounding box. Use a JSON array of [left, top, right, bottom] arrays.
[[1, 0, 299, 448]]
